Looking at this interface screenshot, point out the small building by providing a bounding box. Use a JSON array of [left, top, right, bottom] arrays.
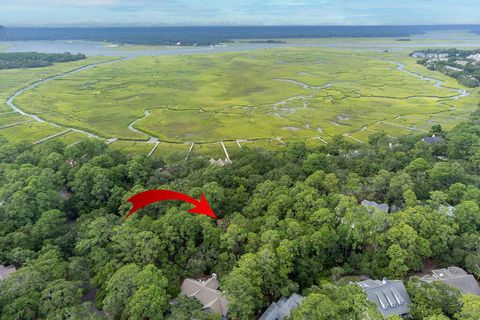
[[0, 265, 16, 280], [209, 158, 232, 166], [456, 60, 469, 66], [259, 293, 305, 320], [445, 66, 463, 72], [411, 52, 426, 58], [467, 53, 480, 61], [357, 279, 412, 319], [361, 200, 389, 213], [420, 266, 480, 295], [421, 134, 445, 145], [180, 274, 229, 317]]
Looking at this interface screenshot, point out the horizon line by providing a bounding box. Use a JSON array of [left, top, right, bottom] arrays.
[[3, 24, 480, 28]]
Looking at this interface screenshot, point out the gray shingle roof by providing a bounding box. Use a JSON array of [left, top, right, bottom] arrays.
[[180, 275, 229, 316], [361, 200, 389, 213], [421, 267, 480, 295], [259, 293, 304, 320], [357, 279, 412, 319], [0, 265, 16, 280], [421, 135, 445, 145]]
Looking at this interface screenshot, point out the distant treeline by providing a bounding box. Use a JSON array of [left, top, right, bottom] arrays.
[[2, 25, 480, 46], [0, 52, 86, 69], [239, 39, 287, 44]]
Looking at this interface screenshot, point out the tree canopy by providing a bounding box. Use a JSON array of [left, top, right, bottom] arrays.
[[1, 106, 480, 319]]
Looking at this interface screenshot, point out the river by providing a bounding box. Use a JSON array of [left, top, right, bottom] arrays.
[[3, 38, 480, 58]]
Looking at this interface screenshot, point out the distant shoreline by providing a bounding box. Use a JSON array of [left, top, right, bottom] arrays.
[[2, 25, 480, 47]]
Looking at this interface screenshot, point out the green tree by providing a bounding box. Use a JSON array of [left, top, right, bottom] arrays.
[[455, 294, 480, 320], [291, 285, 381, 320], [407, 277, 461, 319], [31, 209, 66, 245], [103, 264, 141, 318], [124, 265, 169, 320], [167, 295, 220, 320], [224, 254, 263, 320], [40, 279, 83, 319]]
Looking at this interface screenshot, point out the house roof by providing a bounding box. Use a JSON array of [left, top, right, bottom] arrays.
[[421, 135, 445, 145], [357, 279, 412, 318], [361, 200, 389, 213], [0, 265, 16, 280], [259, 293, 305, 320], [181, 275, 229, 316], [420, 267, 480, 295]]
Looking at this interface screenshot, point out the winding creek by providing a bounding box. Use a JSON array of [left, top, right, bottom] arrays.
[[127, 110, 158, 143], [395, 61, 469, 102], [6, 59, 125, 140]]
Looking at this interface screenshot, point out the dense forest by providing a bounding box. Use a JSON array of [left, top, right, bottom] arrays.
[[414, 49, 480, 87], [0, 52, 86, 69], [1, 107, 480, 319]]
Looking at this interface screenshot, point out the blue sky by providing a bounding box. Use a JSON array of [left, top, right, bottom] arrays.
[[1, 0, 479, 26]]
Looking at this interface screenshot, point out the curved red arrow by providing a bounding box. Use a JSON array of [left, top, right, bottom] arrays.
[[125, 189, 217, 220]]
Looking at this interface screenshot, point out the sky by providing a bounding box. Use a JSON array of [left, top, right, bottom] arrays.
[[1, 0, 479, 27]]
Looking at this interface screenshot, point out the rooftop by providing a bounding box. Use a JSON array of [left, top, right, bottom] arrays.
[[181, 274, 229, 316], [259, 293, 305, 320], [0, 265, 16, 280], [361, 200, 389, 213], [357, 279, 412, 319], [420, 266, 480, 295], [421, 134, 445, 145]]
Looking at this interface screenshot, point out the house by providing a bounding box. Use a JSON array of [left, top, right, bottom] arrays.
[[467, 53, 480, 62], [180, 274, 229, 317], [361, 200, 389, 213], [357, 279, 412, 319], [411, 52, 426, 58], [446, 66, 463, 72], [259, 293, 305, 320], [456, 60, 469, 67], [421, 134, 445, 145], [420, 266, 480, 295], [209, 158, 232, 166], [424, 53, 449, 59], [0, 265, 16, 280]]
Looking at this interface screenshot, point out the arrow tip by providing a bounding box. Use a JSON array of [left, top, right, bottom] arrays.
[[189, 194, 217, 219]]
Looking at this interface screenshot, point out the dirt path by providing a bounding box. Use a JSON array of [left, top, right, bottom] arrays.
[[148, 142, 160, 157], [34, 129, 72, 145], [0, 120, 32, 129], [221, 142, 231, 161]]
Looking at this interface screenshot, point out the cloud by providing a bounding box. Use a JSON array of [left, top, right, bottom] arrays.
[[8, 0, 121, 5], [1, 0, 479, 26]]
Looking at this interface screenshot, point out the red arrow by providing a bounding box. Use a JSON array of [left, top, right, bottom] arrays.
[[125, 189, 217, 220]]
